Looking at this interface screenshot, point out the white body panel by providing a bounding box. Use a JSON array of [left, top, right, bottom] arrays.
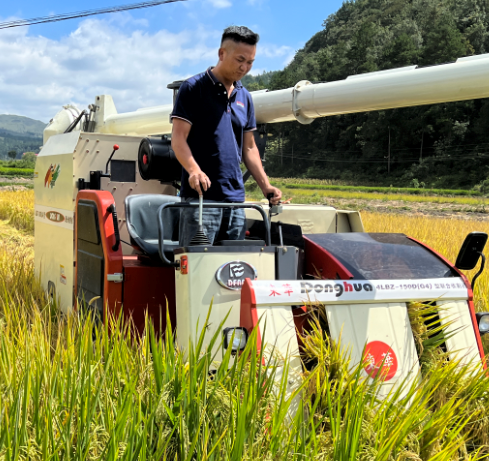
[[437, 300, 482, 370], [245, 205, 364, 233], [326, 302, 419, 399], [244, 279, 481, 402], [256, 305, 303, 417], [174, 250, 275, 362]]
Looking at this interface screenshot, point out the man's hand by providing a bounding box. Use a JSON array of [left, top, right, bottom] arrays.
[[242, 132, 282, 205], [188, 171, 211, 196], [262, 185, 282, 205]]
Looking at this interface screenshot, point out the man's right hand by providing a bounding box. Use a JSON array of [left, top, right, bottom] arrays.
[[188, 171, 211, 196]]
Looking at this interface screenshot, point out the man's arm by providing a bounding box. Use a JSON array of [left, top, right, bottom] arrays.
[[171, 118, 211, 195], [242, 131, 281, 205]]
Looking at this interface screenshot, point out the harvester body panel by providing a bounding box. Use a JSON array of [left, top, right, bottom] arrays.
[[32, 52, 489, 409], [437, 300, 482, 368], [34, 132, 77, 307], [34, 132, 175, 310], [325, 301, 420, 399], [241, 277, 482, 402], [174, 247, 276, 363]]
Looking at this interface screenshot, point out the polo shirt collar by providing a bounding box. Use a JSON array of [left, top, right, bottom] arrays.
[[206, 67, 242, 90]]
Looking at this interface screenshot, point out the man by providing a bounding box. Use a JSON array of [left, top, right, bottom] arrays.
[[170, 25, 282, 246]]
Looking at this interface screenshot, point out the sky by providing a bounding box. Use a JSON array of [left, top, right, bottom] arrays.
[[0, 0, 344, 122]]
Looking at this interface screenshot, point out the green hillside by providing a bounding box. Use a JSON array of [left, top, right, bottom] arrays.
[[0, 115, 45, 159], [0, 115, 45, 137], [250, 0, 489, 190]]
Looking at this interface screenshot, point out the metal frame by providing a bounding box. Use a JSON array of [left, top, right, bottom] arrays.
[[156, 202, 272, 266]]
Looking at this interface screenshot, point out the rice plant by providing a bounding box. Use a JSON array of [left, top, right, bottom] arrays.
[[2, 190, 489, 458], [0, 189, 34, 232]]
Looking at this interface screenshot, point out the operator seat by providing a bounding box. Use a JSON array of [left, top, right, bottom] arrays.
[[125, 194, 180, 263]]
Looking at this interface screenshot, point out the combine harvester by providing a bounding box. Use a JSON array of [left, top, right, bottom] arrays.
[[35, 54, 489, 403]]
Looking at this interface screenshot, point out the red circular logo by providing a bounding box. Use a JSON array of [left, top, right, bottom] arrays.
[[363, 341, 398, 381], [143, 154, 148, 165]]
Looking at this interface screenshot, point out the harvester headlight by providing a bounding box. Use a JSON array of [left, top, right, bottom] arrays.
[[223, 327, 248, 352], [476, 313, 489, 335]]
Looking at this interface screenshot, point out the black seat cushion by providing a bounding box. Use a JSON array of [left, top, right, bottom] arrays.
[[125, 194, 180, 262]]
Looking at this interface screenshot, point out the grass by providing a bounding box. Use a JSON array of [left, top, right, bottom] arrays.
[[267, 185, 489, 207], [0, 182, 33, 189], [245, 178, 489, 207], [0, 167, 34, 178], [3, 189, 489, 458], [270, 178, 484, 197]]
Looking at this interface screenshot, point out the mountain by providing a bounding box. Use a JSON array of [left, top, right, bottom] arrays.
[[0, 115, 45, 159], [0, 115, 46, 138], [263, 0, 489, 189]]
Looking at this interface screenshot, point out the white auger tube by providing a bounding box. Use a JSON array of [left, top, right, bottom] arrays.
[[252, 54, 489, 124], [46, 53, 489, 140]]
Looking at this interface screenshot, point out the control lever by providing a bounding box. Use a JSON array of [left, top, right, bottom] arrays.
[[198, 193, 203, 227], [86, 144, 120, 190], [107, 204, 121, 251], [189, 195, 211, 246], [267, 193, 285, 246], [104, 144, 120, 175], [277, 221, 284, 247], [267, 192, 283, 221]]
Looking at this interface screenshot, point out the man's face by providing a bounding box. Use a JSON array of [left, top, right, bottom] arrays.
[[219, 40, 256, 82]]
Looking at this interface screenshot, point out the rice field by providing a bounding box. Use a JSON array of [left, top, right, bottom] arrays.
[[3, 189, 489, 459], [249, 185, 488, 207], [280, 188, 487, 206], [245, 178, 489, 208]]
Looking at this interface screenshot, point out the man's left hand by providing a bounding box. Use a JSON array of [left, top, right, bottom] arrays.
[[262, 186, 282, 205]]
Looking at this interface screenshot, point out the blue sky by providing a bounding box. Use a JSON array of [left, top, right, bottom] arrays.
[[0, 0, 344, 121]]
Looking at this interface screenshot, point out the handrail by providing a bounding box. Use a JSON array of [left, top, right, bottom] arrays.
[[157, 202, 271, 266]]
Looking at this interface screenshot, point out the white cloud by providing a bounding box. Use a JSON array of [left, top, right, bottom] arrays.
[[283, 50, 296, 66], [258, 44, 293, 59], [0, 17, 219, 122], [206, 0, 233, 8], [0, 14, 293, 123]]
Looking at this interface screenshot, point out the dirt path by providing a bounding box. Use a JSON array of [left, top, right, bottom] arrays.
[[323, 197, 489, 221], [0, 176, 33, 191]]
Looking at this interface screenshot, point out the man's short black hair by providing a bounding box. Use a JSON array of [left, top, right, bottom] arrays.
[[221, 26, 259, 46]]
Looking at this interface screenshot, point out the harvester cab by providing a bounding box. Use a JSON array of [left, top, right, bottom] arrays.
[[34, 53, 489, 405]]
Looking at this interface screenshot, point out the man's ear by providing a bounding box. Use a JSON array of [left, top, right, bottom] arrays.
[[218, 47, 225, 62]]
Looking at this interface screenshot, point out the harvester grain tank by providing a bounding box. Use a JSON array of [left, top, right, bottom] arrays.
[[35, 54, 489, 403]]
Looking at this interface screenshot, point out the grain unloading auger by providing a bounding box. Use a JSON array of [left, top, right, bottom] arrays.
[[35, 54, 489, 405]]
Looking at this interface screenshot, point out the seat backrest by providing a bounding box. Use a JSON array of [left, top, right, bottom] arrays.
[[125, 194, 180, 248]]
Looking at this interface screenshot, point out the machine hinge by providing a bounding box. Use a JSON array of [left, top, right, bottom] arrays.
[[107, 273, 123, 283]]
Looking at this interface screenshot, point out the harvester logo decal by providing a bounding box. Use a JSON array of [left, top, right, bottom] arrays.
[[47, 211, 65, 223], [301, 281, 374, 298], [216, 261, 257, 291], [44, 164, 61, 188], [230, 263, 245, 278], [363, 341, 398, 381]]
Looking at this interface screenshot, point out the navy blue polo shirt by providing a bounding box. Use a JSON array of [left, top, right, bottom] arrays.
[[170, 67, 256, 202]]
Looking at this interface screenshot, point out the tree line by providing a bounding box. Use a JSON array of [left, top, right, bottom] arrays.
[[243, 0, 489, 189], [0, 129, 42, 160]]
